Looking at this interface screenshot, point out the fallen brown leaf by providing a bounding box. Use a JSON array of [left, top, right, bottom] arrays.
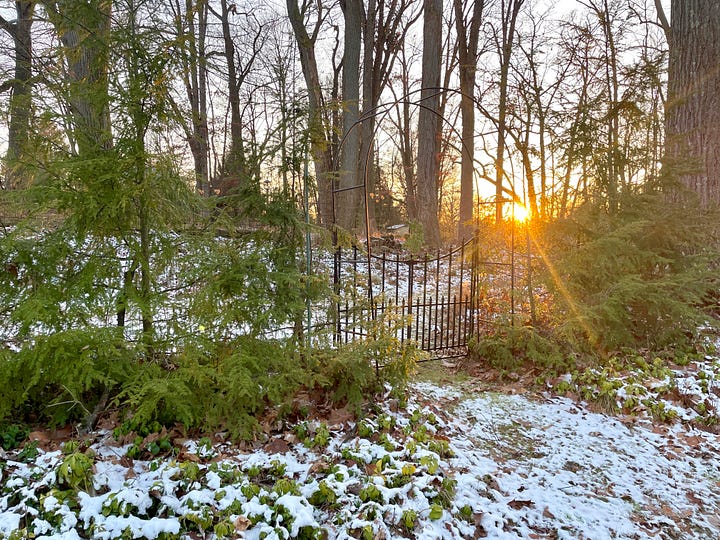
[[234, 515, 250, 531], [264, 438, 290, 454], [508, 499, 533, 510], [177, 451, 201, 463]]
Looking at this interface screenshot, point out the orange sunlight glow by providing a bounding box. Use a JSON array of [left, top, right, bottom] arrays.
[[512, 203, 530, 223]]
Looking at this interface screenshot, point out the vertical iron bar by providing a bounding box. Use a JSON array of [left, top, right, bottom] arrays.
[[470, 239, 478, 339], [434, 250, 441, 308], [344, 295, 350, 344], [395, 252, 400, 306], [304, 150, 312, 348], [511, 209, 516, 326], [447, 247, 453, 305], [381, 252, 386, 301], [422, 255, 429, 349], [415, 298, 421, 341], [335, 246, 341, 345], [407, 262, 414, 340], [445, 295, 450, 348], [401, 298, 407, 342], [438, 297, 445, 351], [459, 242, 466, 348]]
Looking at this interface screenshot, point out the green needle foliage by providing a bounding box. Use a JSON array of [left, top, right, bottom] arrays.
[[0, 1, 413, 438], [542, 190, 719, 353]]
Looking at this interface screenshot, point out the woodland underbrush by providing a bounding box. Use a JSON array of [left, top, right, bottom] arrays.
[[0, 183, 421, 445], [468, 190, 720, 426]]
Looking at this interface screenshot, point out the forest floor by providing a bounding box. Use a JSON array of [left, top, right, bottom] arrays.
[[2, 356, 720, 539]]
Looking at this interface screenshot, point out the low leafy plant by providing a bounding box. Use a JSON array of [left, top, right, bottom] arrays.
[[310, 423, 330, 448], [359, 483, 384, 504], [17, 441, 39, 463], [0, 423, 29, 450], [308, 481, 338, 508], [401, 509, 418, 530], [126, 434, 173, 459], [469, 325, 570, 375], [57, 444, 95, 492]]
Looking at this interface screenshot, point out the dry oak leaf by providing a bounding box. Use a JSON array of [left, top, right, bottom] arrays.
[[508, 499, 533, 510], [234, 516, 251, 531], [264, 437, 290, 454]]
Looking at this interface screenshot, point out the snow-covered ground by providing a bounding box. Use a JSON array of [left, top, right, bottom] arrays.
[[2, 374, 720, 539]]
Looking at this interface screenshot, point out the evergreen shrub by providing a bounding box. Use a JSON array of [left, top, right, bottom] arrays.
[[313, 305, 421, 406], [0, 180, 414, 438], [469, 325, 571, 374], [542, 191, 719, 353]]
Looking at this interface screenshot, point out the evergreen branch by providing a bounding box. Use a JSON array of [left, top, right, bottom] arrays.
[[48, 385, 91, 419]]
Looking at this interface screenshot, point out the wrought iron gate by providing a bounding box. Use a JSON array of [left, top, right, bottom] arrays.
[[333, 238, 490, 359]]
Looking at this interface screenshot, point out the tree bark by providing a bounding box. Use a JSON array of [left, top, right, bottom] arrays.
[[665, 0, 720, 206], [361, 0, 419, 232], [389, 49, 418, 221], [337, 0, 363, 231], [1, 1, 34, 189], [453, 0, 484, 241], [287, 0, 334, 227], [214, 0, 264, 195], [172, 0, 210, 196], [416, 0, 443, 247], [494, 0, 524, 223], [45, 0, 113, 156]]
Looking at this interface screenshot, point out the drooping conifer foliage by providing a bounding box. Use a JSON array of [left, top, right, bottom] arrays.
[[0, 0, 417, 439], [542, 190, 719, 353]]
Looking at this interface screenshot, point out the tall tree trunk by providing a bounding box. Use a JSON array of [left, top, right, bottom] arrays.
[[360, 0, 377, 233], [665, 0, 720, 206], [1, 1, 34, 190], [597, 0, 620, 212], [392, 51, 418, 220], [494, 0, 524, 223], [172, 0, 210, 196], [361, 0, 419, 232], [337, 0, 362, 231], [194, 0, 210, 196], [287, 0, 334, 227], [217, 0, 249, 192], [188, 0, 210, 196], [45, 0, 113, 156], [416, 0, 442, 247], [453, 0, 484, 241]]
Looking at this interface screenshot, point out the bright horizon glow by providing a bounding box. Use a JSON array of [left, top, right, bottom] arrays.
[[512, 203, 530, 222]]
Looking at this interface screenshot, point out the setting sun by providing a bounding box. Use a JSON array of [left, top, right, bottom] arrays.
[[511, 203, 530, 222]]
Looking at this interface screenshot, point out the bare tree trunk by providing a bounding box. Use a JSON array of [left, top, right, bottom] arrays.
[[665, 0, 720, 206], [391, 50, 418, 220], [1, 1, 34, 190], [45, 0, 113, 156], [597, 0, 620, 212], [358, 0, 419, 232], [519, 120, 539, 218], [287, 0, 334, 227], [453, 0, 484, 240], [361, 0, 378, 232], [337, 0, 362, 231], [172, 0, 211, 196], [212, 0, 268, 195], [402, 90, 418, 220], [416, 0, 442, 247], [195, 0, 209, 196], [494, 0, 524, 223]]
